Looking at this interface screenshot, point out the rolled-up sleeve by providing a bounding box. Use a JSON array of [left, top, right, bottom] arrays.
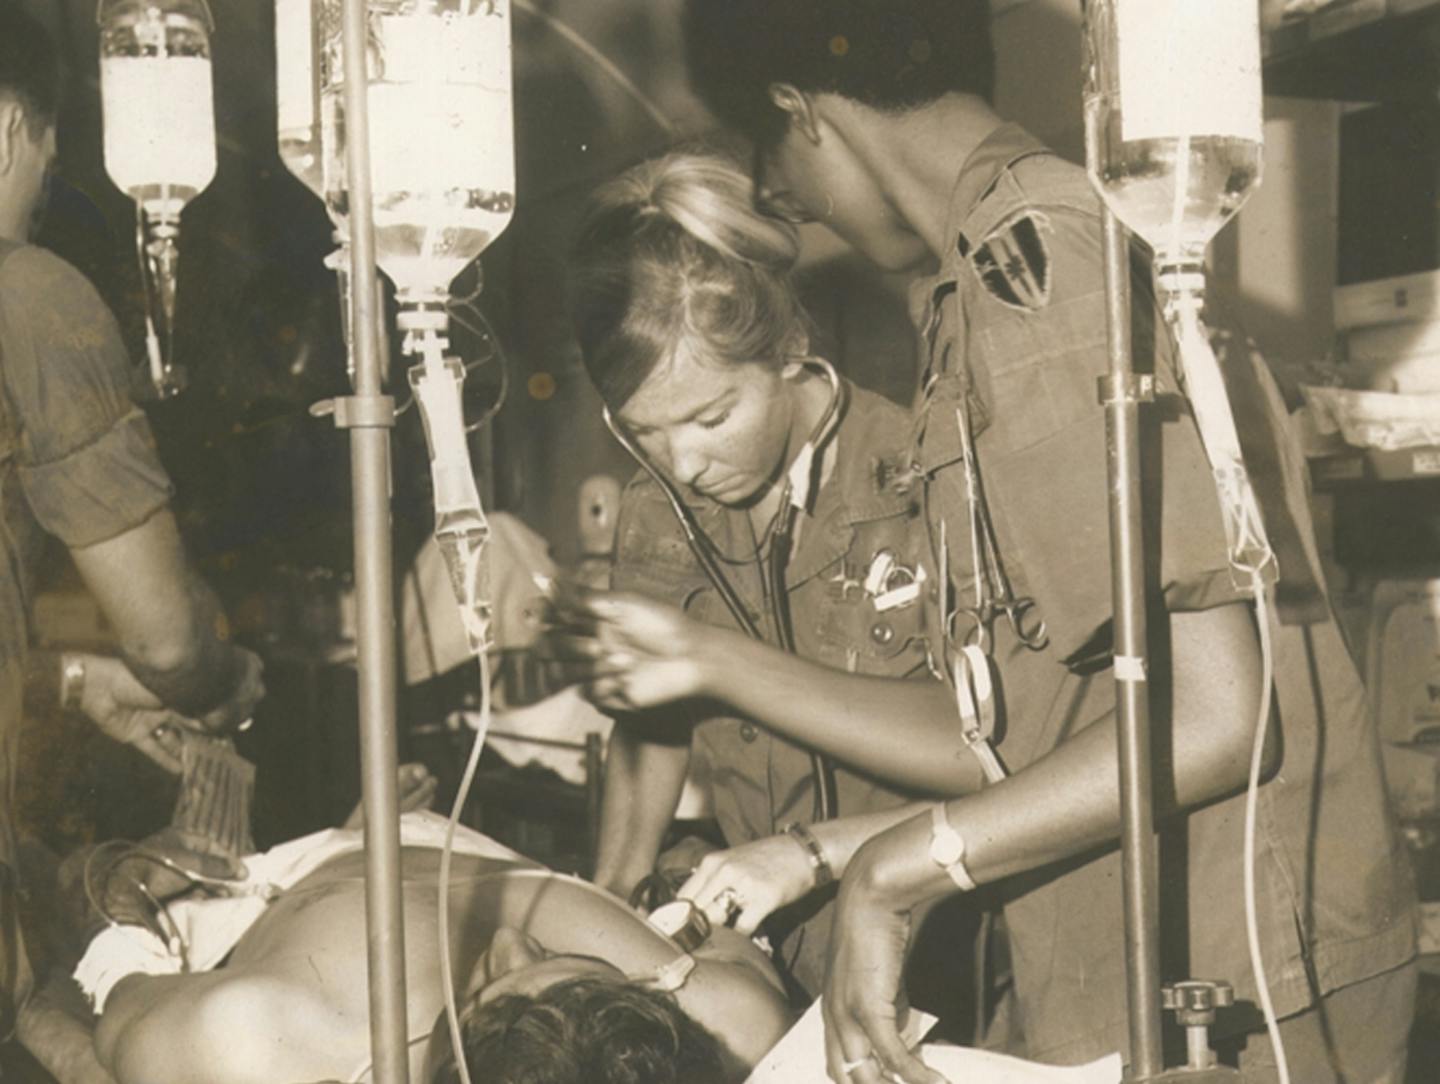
[[957, 225, 1248, 664], [1, 247, 172, 546]]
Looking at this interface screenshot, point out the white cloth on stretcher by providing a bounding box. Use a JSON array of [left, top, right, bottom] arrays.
[[75, 811, 523, 1013], [746, 1000, 1123, 1084]]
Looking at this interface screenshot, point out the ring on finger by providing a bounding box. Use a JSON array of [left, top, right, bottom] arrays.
[[715, 886, 743, 922], [840, 1052, 875, 1075]]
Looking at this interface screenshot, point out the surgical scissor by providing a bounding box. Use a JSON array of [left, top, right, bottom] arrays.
[[950, 402, 1049, 654]]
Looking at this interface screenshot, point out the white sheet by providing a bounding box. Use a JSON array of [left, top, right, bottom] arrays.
[[75, 812, 523, 1012], [747, 1000, 1122, 1084]]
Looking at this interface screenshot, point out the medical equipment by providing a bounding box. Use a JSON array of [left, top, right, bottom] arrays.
[[647, 899, 713, 953], [948, 402, 1049, 655], [275, 0, 361, 381], [1084, 3, 1282, 1080], [601, 356, 845, 821], [309, 4, 516, 1081], [320, 0, 514, 656], [1085, 0, 1273, 587], [97, 0, 217, 400], [170, 733, 256, 873]]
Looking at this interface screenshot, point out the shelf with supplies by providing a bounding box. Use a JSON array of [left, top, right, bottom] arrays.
[[1263, 0, 1440, 101]]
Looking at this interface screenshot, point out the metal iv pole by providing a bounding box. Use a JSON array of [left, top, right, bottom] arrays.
[[336, 1, 410, 1080], [1098, 207, 1165, 1082], [1097, 169, 1242, 1084]]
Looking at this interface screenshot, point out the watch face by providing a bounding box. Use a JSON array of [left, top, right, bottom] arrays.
[[930, 831, 964, 868]]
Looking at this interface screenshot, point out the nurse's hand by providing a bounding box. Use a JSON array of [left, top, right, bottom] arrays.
[[197, 645, 266, 735], [546, 588, 724, 711], [823, 818, 949, 1084], [677, 836, 819, 934], [77, 654, 189, 773]]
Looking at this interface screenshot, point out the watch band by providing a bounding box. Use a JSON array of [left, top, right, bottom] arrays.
[[783, 821, 836, 887], [929, 802, 977, 891]]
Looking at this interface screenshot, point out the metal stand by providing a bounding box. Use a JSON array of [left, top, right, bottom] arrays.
[[1098, 209, 1240, 1083], [336, 1, 409, 1081]]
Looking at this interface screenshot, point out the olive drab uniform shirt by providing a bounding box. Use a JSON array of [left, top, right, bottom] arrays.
[[610, 379, 936, 997], [911, 124, 1416, 1064], [0, 241, 175, 1033]]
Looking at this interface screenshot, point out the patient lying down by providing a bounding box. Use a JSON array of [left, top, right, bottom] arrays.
[[87, 812, 792, 1084]]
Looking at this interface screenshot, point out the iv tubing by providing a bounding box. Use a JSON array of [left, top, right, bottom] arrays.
[[1244, 576, 1289, 1084], [438, 643, 492, 1084]]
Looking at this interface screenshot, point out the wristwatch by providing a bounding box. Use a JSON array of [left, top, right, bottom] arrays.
[[928, 802, 976, 891]]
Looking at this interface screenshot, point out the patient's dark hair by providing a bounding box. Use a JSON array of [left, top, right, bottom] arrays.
[[428, 977, 727, 1084], [683, 0, 995, 148]]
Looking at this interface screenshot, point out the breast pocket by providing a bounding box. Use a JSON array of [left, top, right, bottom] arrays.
[[813, 517, 936, 674], [614, 558, 714, 617]]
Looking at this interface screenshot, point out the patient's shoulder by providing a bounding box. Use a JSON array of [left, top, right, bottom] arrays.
[[682, 937, 796, 1079], [105, 969, 363, 1084]]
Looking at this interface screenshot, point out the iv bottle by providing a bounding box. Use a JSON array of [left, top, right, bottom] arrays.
[[98, 0, 217, 399], [319, 0, 516, 311], [1083, 0, 1273, 582], [275, 0, 323, 201], [99, 0, 217, 225], [1083, 0, 1263, 279]]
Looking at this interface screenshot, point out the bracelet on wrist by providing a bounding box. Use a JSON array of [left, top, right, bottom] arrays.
[[783, 821, 835, 888]]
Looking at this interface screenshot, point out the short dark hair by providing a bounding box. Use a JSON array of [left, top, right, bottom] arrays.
[[0, 4, 62, 137], [428, 977, 727, 1084], [683, 0, 995, 147]]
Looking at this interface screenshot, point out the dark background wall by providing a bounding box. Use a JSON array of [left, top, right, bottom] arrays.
[[14, 0, 919, 843]]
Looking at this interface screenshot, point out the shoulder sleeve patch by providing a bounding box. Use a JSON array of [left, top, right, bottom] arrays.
[[966, 210, 1052, 312]]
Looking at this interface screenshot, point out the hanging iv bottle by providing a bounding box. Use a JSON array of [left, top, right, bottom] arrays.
[[1083, 0, 1263, 284], [1083, 0, 1273, 581], [98, 0, 217, 399], [275, 0, 323, 201], [276, 0, 360, 381], [319, 0, 515, 315]]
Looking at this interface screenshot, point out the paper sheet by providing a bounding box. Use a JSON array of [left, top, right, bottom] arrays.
[[746, 999, 1122, 1084]]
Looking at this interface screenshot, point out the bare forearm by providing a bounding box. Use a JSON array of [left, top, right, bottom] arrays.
[[116, 570, 240, 716], [808, 804, 930, 877], [695, 629, 981, 795], [70, 512, 243, 717], [16, 1002, 116, 1084], [864, 604, 1268, 899], [593, 724, 690, 897]]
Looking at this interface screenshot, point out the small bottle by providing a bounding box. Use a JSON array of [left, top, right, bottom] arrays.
[[647, 900, 712, 953]]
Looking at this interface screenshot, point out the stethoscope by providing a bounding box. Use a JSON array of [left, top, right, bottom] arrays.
[[602, 356, 846, 822]]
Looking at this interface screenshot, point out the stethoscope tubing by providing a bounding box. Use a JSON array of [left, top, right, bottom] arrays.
[[603, 357, 845, 820]]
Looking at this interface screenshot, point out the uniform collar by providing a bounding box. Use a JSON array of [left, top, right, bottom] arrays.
[[786, 382, 918, 587]]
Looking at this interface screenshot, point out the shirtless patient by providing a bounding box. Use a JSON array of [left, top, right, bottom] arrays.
[[89, 824, 792, 1084]]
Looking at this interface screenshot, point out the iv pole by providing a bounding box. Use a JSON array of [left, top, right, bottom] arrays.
[[1096, 164, 1244, 1084], [336, 1, 411, 1080], [1098, 207, 1164, 1081]]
